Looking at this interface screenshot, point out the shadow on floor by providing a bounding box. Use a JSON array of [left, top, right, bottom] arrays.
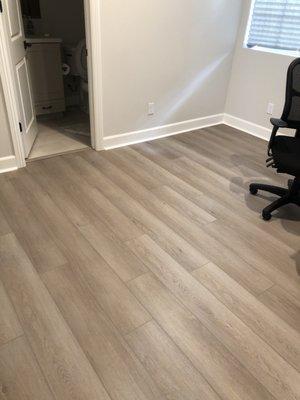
[[228, 153, 300, 274]]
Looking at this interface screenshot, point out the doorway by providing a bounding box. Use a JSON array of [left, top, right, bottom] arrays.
[[25, 0, 91, 160], [0, 0, 102, 167]]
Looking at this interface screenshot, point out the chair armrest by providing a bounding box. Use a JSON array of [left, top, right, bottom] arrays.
[[268, 119, 282, 156], [268, 118, 289, 155], [270, 118, 288, 128]]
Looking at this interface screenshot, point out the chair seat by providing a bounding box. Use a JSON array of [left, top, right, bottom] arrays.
[[273, 136, 300, 176]]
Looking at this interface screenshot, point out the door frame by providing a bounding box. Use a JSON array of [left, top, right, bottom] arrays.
[[0, 0, 104, 168], [0, 6, 26, 168]]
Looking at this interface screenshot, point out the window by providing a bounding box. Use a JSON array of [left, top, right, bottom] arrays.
[[245, 0, 300, 54]]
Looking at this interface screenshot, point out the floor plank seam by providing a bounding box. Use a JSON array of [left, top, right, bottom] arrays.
[[0, 333, 25, 351]]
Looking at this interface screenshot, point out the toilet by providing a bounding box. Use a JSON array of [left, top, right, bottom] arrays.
[[64, 39, 89, 111]]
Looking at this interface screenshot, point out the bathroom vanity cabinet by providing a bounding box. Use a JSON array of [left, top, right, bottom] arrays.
[[26, 38, 65, 115]]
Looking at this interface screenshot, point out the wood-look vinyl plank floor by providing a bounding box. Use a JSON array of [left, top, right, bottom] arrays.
[[68, 152, 210, 272], [42, 264, 165, 400], [0, 125, 299, 400], [0, 336, 55, 400], [0, 176, 67, 273], [193, 263, 300, 371], [128, 273, 277, 400], [0, 279, 23, 347], [0, 233, 111, 400], [25, 161, 147, 283], [96, 149, 278, 294], [79, 151, 274, 296], [9, 171, 151, 335], [125, 320, 221, 400], [135, 138, 299, 249], [126, 235, 300, 400]]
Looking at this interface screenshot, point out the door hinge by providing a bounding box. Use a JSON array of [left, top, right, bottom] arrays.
[[0, 1, 3, 13], [19, 122, 23, 133], [24, 40, 32, 50]]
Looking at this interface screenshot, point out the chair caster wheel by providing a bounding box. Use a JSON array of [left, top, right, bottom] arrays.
[[262, 211, 272, 221], [249, 185, 258, 195]]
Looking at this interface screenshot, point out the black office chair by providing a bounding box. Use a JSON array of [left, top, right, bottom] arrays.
[[249, 58, 300, 221]]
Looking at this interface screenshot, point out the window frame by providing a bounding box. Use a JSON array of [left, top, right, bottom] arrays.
[[243, 0, 300, 57]]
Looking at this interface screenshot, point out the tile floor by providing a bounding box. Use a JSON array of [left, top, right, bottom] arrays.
[[28, 108, 90, 161]]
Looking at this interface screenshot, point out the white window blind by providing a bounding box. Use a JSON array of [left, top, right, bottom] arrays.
[[246, 0, 300, 52]]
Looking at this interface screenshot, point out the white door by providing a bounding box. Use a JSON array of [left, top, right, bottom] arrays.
[[2, 0, 38, 157]]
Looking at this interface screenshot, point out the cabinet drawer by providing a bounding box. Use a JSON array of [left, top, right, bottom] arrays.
[[35, 99, 65, 116]]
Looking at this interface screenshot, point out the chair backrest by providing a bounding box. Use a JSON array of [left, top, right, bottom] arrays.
[[282, 58, 300, 128]]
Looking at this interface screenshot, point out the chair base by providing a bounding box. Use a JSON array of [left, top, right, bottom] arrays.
[[249, 178, 300, 221]]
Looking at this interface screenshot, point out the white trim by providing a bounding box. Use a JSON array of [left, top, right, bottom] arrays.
[[244, 45, 299, 59], [0, 156, 18, 173], [87, 0, 104, 151], [0, 8, 26, 168], [103, 114, 224, 150], [0, 110, 275, 173], [223, 113, 271, 141], [243, 0, 256, 49]]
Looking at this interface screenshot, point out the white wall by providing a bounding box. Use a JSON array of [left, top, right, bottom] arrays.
[[1, 0, 243, 163], [226, 0, 295, 130], [0, 79, 14, 158], [31, 0, 85, 45], [101, 0, 243, 138]]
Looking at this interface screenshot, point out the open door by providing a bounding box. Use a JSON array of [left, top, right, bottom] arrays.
[[2, 0, 38, 157]]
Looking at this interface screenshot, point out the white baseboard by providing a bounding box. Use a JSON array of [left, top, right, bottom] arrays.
[[223, 114, 271, 141], [0, 155, 18, 174], [0, 113, 272, 174], [103, 114, 224, 150], [103, 113, 271, 150]]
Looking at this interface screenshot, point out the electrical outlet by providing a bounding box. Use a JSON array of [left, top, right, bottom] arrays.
[[148, 102, 155, 115], [267, 102, 274, 115]]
